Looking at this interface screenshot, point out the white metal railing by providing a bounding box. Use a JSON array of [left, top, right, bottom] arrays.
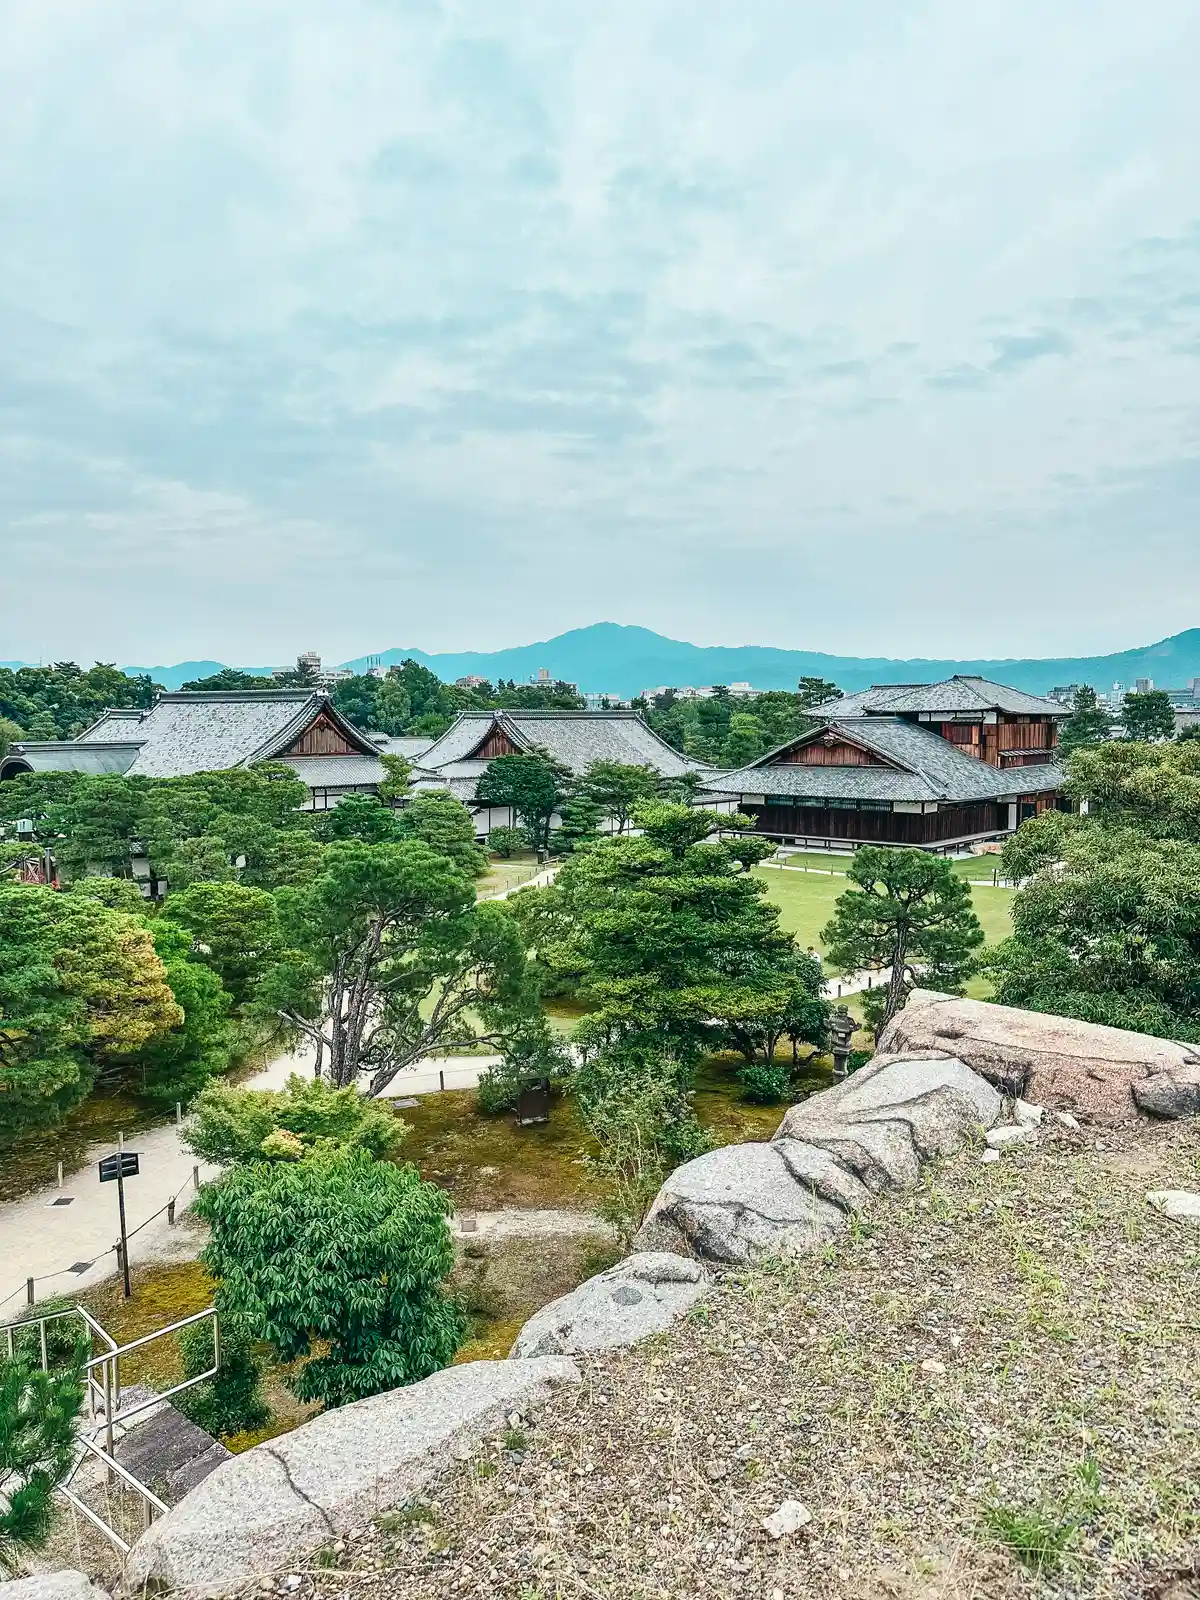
[[1, 1302, 220, 1558]]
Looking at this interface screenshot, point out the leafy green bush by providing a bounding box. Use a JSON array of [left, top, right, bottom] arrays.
[[486, 826, 527, 860], [738, 1062, 792, 1104], [184, 1073, 405, 1167], [173, 1321, 269, 1440]]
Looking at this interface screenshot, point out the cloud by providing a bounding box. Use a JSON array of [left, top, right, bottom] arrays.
[[1, 0, 1199, 663]]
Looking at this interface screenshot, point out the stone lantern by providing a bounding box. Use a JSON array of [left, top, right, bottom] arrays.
[[829, 1005, 856, 1079]]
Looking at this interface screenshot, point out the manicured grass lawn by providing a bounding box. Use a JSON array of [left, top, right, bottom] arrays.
[[769, 849, 1012, 883], [756, 862, 1015, 984], [476, 853, 542, 898]]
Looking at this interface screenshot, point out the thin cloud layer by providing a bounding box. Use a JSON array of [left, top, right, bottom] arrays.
[[1, 0, 1198, 665]]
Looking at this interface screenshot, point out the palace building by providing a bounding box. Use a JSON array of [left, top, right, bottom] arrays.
[[0, 691, 390, 810], [715, 676, 1068, 851]]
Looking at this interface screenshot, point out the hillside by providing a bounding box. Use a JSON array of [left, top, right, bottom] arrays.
[[341, 622, 1200, 698], [14, 623, 1199, 698]]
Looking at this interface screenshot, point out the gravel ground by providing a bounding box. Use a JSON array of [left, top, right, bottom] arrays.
[[295, 1119, 1198, 1600]]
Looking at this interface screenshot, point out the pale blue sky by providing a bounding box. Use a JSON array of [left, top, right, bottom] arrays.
[[2, 0, 1198, 666]]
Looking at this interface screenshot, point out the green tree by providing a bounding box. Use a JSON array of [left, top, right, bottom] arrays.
[[548, 795, 603, 856], [796, 677, 842, 710], [486, 824, 527, 859], [321, 795, 400, 844], [1064, 738, 1200, 843], [179, 668, 266, 692], [987, 825, 1200, 1040], [0, 719, 23, 759], [184, 1073, 405, 1166], [820, 847, 985, 1027], [397, 791, 487, 876], [1121, 689, 1176, 742], [474, 753, 569, 852], [0, 886, 182, 1133], [719, 950, 828, 1067], [257, 841, 534, 1096], [577, 1043, 713, 1246], [579, 760, 662, 833], [195, 1147, 464, 1409], [48, 774, 148, 880], [719, 713, 766, 769], [1056, 686, 1112, 757], [130, 921, 234, 1105], [66, 877, 148, 914], [377, 754, 412, 803], [162, 881, 279, 1004], [1179, 723, 1200, 743], [0, 1356, 84, 1574], [524, 803, 789, 1073]]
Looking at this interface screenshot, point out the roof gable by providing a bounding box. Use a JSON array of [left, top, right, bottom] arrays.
[[815, 676, 1063, 719], [418, 709, 702, 779]]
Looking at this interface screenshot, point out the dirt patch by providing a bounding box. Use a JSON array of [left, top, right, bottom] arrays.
[[307, 1119, 1200, 1600]]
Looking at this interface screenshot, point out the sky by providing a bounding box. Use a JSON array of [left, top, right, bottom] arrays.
[[2, 0, 1199, 669]]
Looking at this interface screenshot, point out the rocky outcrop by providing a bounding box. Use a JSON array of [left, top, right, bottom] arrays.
[[879, 990, 1200, 1123], [0, 1578, 109, 1600], [123, 1358, 579, 1598], [1132, 1062, 1200, 1121], [510, 1252, 708, 1357], [635, 1055, 1000, 1264]]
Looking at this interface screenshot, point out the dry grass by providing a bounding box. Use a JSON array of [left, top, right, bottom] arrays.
[[307, 1119, 1200, 1600]]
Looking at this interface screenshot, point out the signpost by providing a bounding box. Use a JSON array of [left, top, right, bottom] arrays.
[[99, 1150, 140, 1299]]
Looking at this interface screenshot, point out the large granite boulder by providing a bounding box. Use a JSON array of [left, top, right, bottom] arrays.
[[124, 1358, 579, 1597], [0, 1579, 109, 1600], [878, 990, 1200, 1123], [634, 1142, 847, 1264], [1132, 1062, 1200, 1121], [774, 1054, 1002, 1192], [510, 1252, 708, 1358], [635, 1055, 1000, 1265]]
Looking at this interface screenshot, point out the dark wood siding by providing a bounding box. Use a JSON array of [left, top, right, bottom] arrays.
[[470, 727, 520, 759], [778, 739, 885, 767], [742, 800, 1007, 846], [285, 713, 360, 757]]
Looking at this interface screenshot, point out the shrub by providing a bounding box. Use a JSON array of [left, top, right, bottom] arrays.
[[173, 1321, 269, 1440], [184, 1073, 405, 1167], [8, 1299, 90, 1373], [486, 826, 527, 860], [0, 1357, 84, 1574], [739, 1062, 792, 1104]]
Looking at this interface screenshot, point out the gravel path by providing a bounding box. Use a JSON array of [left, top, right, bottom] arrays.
[[303, 1119, 1200, 1600]]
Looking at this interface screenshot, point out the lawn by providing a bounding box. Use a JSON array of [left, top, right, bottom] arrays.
[[756, 861, 1015, 995], [769, 849, 1013, 883], [476, 852, 543, 898]]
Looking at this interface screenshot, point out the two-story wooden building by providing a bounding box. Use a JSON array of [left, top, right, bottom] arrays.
[[716, 676, 1068, 850]]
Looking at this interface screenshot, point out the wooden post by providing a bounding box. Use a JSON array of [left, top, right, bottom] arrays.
[[26, 1277, 34, 1307], [167, 1198, 175, 1227], [176, 1101, 183, 1126], [192, 1164, 200, 1191], [57, 1161, 63, 1189]]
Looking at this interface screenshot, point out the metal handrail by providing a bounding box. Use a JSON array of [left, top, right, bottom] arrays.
[[3, 1300, 221, 1559]]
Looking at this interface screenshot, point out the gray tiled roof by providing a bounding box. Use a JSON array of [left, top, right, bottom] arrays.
[[278, 755, 388, 789], [717, 716, 1066, 803], [2, 692, 381, 792], [418, 710, 702, 781], [816, 676, 1064, 718], [2, 741, 145, 778], [75, 709, 149, 742], [369, 735, 436, 761]]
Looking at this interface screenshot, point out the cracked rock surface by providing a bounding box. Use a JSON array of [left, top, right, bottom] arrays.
[[635, 1055, 1000, 1264], [122, 1358, 580, 1597], [0, 1578, 110, 1600], [510, 1252, 708, 1358], [879, 989, 1200, 1122]]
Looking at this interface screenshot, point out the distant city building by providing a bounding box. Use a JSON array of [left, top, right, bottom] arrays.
[[641, 681, 761, 702], [275, 652, 353, 690], [528, 666, 579, 692], [1134, 677, 1154, 695], [455, 675, 490, 690], [1047, 684, 1081, 706]]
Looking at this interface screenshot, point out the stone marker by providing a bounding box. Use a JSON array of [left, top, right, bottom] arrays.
[[878, 990, 1200, 1122], [511, 1252, 708, 1358], [124, 1358, 579, 1597]]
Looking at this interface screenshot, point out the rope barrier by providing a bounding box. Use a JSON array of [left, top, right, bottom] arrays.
[[0, 1169, 204, 1318]]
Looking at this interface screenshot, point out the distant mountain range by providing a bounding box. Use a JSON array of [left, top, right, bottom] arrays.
[[14, 622, 1200, 697], [338, 623, 1200, 699]]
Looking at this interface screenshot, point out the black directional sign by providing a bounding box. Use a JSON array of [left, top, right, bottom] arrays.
[[99, 1151, 140, 1183]]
